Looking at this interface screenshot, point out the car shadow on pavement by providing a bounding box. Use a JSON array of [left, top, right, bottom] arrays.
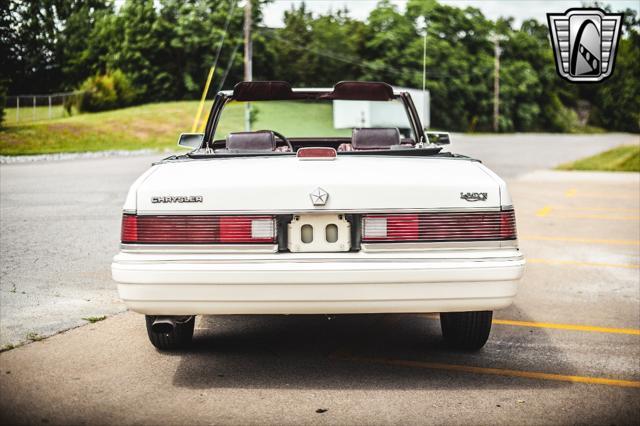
[[171, 306, 572, 390]]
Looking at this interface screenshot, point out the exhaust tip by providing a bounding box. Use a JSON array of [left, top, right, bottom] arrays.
[[151, 318, 175, 334]]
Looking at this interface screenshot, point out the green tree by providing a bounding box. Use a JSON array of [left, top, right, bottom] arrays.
[[59, 2, 113, 88], [3, 0, 110, 94], [405, 1, 495, 131], [2, 0, 636, 133], [588, 9, 640, 132]]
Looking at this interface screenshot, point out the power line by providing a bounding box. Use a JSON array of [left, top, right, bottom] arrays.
[[217, 42, 242, 92], [212, 0, 237, 72], [191, 0, 239, 132], [256, 28, 475, 81]]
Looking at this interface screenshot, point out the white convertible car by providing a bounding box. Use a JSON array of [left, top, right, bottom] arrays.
[[112, 81, 524, 351]]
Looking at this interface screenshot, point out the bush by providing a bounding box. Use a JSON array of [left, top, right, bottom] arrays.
[[75, 70, 136, 112], [543, 94, 582, 133]]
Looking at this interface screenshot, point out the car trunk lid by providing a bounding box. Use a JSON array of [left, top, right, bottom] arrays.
[[135, 156, 502, 213]]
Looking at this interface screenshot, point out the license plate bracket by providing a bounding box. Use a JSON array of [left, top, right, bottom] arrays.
[[288, 214, 351, 252]]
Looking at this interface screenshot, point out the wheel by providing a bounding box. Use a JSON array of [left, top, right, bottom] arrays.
[[145, 315, 195, 350], [440, 311, 492, 351]]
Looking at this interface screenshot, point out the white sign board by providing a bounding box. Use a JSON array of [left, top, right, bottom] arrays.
[[333, 87, 430, 130]]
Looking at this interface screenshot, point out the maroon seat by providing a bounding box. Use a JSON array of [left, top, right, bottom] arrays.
[[224, 131, 291, 152], [226, 131, 276, 151], [338, 128, 403, 152]]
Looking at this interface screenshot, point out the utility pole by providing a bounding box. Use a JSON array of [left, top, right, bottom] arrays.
[[243, 0, 252, 131], [489, 33, 506, 132]]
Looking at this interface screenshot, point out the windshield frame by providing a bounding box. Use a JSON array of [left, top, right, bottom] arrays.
[[201, 86, 426, 151]]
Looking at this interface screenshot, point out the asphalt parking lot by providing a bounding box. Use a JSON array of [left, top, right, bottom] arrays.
[[1, 134, 639, 424]]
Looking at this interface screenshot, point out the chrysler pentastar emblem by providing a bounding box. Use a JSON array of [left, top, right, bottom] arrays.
[[310, 187, 329, 206]]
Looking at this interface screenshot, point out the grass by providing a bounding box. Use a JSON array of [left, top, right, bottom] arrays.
[[82, 316, 107, 323], [0, 100, 349, 155], [248, 101, 350, 138], [0, 101, 210, 155], [4, 105, 71, 125], [26, 332, 44, 342], [557, 145, 640, 172]]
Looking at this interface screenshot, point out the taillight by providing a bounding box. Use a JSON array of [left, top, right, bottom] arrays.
[[362, 210, 517, 242], [499, 210, 517, 239], [120, 214, 276, 244], [121, 214, 138, 242]]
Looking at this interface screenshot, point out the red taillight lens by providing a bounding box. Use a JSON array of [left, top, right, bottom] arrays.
[[120, 214, 276, 244], [121, 214, 138, 243], [362, 210, 517, 242], [499, 210, 517, 239]]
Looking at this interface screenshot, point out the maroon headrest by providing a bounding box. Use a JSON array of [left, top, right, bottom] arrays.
[[323, 81, 394, 101], [226, 131, 275, 151], [351, 128, 401, 150]]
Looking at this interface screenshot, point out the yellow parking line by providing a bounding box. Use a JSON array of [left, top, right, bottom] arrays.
[[564, 188, 639, 200], [527, 258, 640, 269], [521, 235, 640, 246], [422, 315, 640, 336], [557, 206, 640, 213], [491, 319, 640, 335], [332, 353, 640, 388], [554, 213, 640, 221], [535, 205, 639, 220], [536, 206, 553, 217]]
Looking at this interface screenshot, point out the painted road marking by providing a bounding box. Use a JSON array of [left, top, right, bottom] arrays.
[[535, 205, 639, 221], [527, 258, 640, 269], [555, 213, 640, 221], [332, 353, 640, 388], [521, 235, 640, 246], [422, 315, 640, 336], [491, 319, 640, 335], [565, 188, 639, 200], [536, 206, 553, 217], [557, 206, 640, 212]]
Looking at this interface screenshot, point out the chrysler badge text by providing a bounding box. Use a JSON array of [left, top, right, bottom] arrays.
[[151, 196, 204, 203]]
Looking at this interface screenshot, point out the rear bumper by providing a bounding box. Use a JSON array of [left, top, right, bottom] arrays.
[[112, 250, 524, 315]]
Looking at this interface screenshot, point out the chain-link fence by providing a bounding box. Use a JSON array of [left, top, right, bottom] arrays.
[[4, 91, 85, 125]]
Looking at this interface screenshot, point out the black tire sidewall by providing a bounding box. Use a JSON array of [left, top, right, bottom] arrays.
[[145, 315, 195, 350], [440, 311, 493, 351]]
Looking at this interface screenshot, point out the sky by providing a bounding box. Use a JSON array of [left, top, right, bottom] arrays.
[[262, 0, 640, 27]]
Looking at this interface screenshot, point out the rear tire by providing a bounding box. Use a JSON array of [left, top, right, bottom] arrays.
[[440, 311, 492, 351], [145, 315, 195, 350]]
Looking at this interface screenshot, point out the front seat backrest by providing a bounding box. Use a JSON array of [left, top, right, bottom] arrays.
[[226, 131, 276, 151], [351, 128, 401, 150]]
